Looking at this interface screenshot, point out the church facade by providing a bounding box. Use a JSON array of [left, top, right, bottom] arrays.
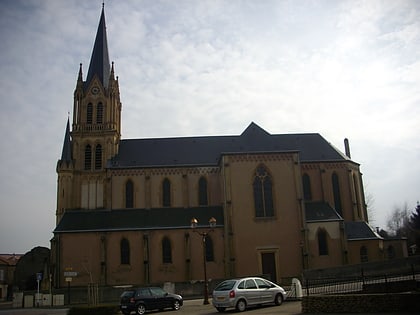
[[51, 7, 404, 289]]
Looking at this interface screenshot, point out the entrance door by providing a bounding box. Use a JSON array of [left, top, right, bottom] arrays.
[[261, 252, 277, 283]]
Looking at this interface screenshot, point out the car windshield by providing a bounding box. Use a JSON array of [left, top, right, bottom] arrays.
[[150, 287, 166, 296], [214, 280, 237, 291]]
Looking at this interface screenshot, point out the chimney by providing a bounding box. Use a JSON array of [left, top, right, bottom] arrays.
[[344, 138, 351, 158]]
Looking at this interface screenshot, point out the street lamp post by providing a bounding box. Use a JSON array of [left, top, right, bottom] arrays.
[[191, 217, 216, 305]]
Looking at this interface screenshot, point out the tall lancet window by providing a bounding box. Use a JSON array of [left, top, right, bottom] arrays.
[[162, 237, 172, 263], [120, 238, 130, 265], [162, 178, 171, 207], [125, 180, 134, 208], [302, 173, 312, 200], [95, 144, 102, 170], [253, 165, 274, 218], [84, 144, 92, 170], [332, 173, 342, 216], [198, 177, 208, 206], [96, 102, 103, 124], [87, 103, 93, 124]]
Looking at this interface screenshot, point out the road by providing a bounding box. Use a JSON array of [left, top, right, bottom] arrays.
[[0, 300, 416, 315], [0, 300, 302, 315]]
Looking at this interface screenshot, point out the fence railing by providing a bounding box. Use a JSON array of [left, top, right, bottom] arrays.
[[303, 268, 420, 296]]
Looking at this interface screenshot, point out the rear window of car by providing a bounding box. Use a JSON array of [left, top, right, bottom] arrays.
[[121, 291, 135, 298], [214, 280, 237, 291]]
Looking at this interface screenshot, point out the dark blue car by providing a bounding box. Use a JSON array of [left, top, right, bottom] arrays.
[[120, 287, 183, 315]]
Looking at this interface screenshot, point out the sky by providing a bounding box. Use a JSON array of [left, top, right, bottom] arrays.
[[0, 0, 419, 254]]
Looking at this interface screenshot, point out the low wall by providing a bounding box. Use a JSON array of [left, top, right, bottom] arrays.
[[302, 293, 420, 313]]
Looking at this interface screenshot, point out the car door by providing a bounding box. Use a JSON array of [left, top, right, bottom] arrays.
[[243, 279, 260, 306], [255, 278, 273, 304], [136, 288, 154, 310], [150, 287, 170, 309]]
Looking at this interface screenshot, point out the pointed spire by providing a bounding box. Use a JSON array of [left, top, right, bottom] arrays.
[[110, 61, 115, 80], [86, 6, 110, 89], [78, 63, 83, 82], [61, 118, 72, 162]]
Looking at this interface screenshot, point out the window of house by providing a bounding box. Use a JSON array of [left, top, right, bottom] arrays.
[[302, 173, 312, 200], [353, 174, 361, 218], [332, 173, 342, 216], [162, 178, 171, 207], [87, 103, 93, 124], [95, 144, 102, 170], [198, 177, 208, 206], [125, 180, 133, 208], [253, 165, 274, 218], [84, 144, 92, 170], [317, 229, 329, 255], [96, 102, 103, 124], [387, 245, 396, 259], [120, 238, 130, 265], [205, 235, 214, 262], [162, 237, 172, 263], [360, 246, 368, 263]]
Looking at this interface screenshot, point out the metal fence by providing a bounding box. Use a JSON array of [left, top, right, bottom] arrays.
[[303, 267, 420, 296]]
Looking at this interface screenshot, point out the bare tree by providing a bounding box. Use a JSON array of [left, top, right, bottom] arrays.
[[386, 203, 410, 237], [365, 191, 375, 224]]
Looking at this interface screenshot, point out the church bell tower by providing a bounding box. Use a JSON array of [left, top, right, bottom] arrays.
[[56, 6, 121, 223]]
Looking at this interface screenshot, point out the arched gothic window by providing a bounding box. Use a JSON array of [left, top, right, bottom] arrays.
[[360, 246, 368, 263], [87, 103, 93, 124], [95, 144, 102, 170], [302, 173, 312, 200], [198, 177, 208, 206], [162, 237, 172, 263], [96, 102, 103, 124], [332, 173, 342, 216], [162, 178, 171, 207], [205, 235, 214, 262], [120, 238, 130, 265], [84, 144, 92, 170], [317, 229, 328, 255], [253, 165, 274, 217], [126, 180, 134, 208]]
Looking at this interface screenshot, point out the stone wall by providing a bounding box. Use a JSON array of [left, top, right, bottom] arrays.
[[302, 293, 420, 313]]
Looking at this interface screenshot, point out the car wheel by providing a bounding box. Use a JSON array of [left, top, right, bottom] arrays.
[[274, 294, 283, 306], [173, 300, 181, 310], [136, 304, 146, 315], [216, 307, 226, 312], [236, 299, 247, 312]]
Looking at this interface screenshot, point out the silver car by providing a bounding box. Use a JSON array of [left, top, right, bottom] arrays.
[[212, 277, 287, 312]]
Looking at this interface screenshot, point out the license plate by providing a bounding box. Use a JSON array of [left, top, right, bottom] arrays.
[[216, 296, 225, 301]]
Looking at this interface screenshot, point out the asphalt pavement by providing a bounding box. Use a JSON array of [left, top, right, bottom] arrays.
[[0, 299, 416, 315]]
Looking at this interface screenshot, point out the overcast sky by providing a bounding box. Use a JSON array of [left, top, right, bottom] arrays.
[[0, 0, 419, 254]]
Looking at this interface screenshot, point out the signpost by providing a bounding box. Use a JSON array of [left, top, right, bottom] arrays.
[[36, 273, 42, 307], [64, 268, 77, 305]]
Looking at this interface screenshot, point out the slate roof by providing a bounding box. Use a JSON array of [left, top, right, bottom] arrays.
[[60, 118, 72, 162], [54, 206, 224, 233], [344, 221, 382, 240], [109, 122, 350, 169], [305, 201, 343, 222], [85, 7, 110, 89]]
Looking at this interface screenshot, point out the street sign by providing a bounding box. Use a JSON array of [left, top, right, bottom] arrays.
[[64, 271, 78, 277], [65, 277, 73, 282]]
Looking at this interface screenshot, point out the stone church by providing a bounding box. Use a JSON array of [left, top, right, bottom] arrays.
[[51, 7, 405, 289]]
